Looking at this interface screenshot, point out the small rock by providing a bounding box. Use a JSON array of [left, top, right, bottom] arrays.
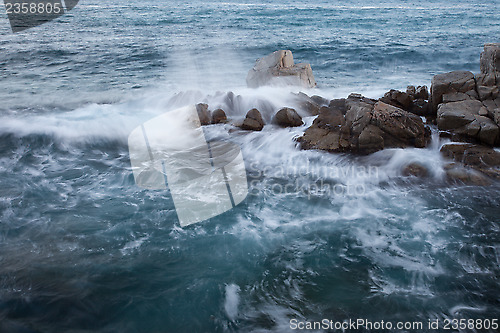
[[402, 162, 429, 178], [211, 109, 227, 124], [240, 108, 265, 131], [272, 107, 303, 127], [406, 85, 416, 98], [415, 86, 429, 100], [196, 103, 211, 125]]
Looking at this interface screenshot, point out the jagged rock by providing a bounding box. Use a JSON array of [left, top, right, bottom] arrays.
[[380, 89, 412, 110], [441, 143, 500, 180], [402, 162, 429, 178], [480, 43, 500, 75], [272, 107, 303, 127], [477, 85, 499, 101], [211, 109, 227, 124], [415, 86, 429, 100], [437, 100, 499, 145], [406, 86, 416, 98], [196, 103, 211, 125], [430, 71, 476, 112], [409, 98, 431, 116], [246, 50, 316, 88], [298, 95, 429, 155], [240, 108, 265, 131]]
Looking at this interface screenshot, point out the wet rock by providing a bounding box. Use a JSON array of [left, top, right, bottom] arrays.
[[480, 43, 500, 75], [246, 50, 316, 88], [196, 103, 211, 125], [402, 162, 429, 178], [441, 143, 500, 179], [409, 98, 432, 116], [292, 92, 322, 116], [406, 86, 416, 98], [272, 107, 303, 127], [437, 100, 499, 145], [444, 163, 491, 186], [430, 71, 476, 112], [240, 108, 265, 131], [298, 95, 429, 155], [211, 109, 227, 124]]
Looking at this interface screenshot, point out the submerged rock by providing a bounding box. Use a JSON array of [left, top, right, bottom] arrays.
[[402, 162, 429, 178], [440, 143, 500, 179], [272, 107, 303, 127], [240, 108, 265, 131], [246, 50, 317, 88]]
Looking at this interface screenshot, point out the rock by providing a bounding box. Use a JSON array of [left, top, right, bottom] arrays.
[[402, 162, 429, 178], [240, 108, 265, 131], [444, 163, 491, 186], [477, 85, 499, 101], [441, 143, 500, 179], [415, 86, 429, 100], [409, 98, 432, 116], [298, 95, 429, 155], [442, 92, 474, 103], [406, 86, 416, 98], [272, 107, 303, 127], [437, 100, 499, 145], [372, 102, 428, 148], [292, 92, 322, 116], [430, 71, 476, 112], [211, 109, 227, 124], [476, 73, 497, 86], [480, 43, 500, 75], [246, 50, 317, 88], [196, 103, 211, 125], [380, 89, 413, 110]]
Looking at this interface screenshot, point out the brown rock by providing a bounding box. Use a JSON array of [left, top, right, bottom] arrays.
[[380, 89, 413, 110], [415, 86, 429, 100], [440, 143, 500, 179], [402, 163, 429, 178], [480, 43, 500, 75], [437, 100, 499, 145], [196, 103, 211, 125], [272, 107, 303, 127], [211, 109, 227, 124], [430, 71, 476, 112], [240, 108, 265, 131]]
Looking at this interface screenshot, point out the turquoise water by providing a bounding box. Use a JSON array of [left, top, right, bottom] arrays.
[[0, 1, 499, 332]]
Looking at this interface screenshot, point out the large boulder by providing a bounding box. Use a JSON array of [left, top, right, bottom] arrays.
[[246, 50, 317, 88], [272, 107, 303, 127], [430, 71, 476, 112], [437, 100, 499, 145], [240, 108, 265, 131], [298, 95, 429, 155]]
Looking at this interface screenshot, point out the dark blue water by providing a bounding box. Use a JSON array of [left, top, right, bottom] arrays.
[[0, 1, 499, 332]]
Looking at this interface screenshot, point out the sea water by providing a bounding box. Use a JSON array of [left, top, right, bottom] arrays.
[[0, 0, 499, 332]]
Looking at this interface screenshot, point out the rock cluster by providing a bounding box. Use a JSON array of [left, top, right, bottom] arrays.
[[431, 44, 500, 146], [379, 86, 431, 117], [246, 50, 317, 88], [298, 94, 429, 154]]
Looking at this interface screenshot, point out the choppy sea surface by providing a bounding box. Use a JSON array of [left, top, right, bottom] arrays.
[[0, 0, 499, 332]]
